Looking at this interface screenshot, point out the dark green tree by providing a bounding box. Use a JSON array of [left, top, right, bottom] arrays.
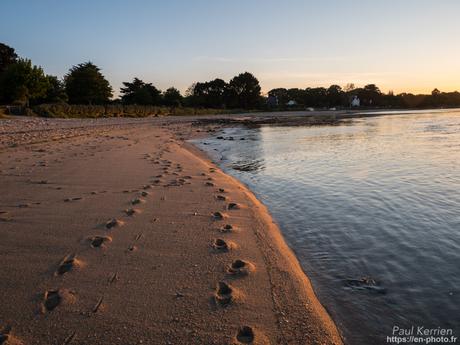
[[120, 77, 145, 104], [163, 87, 182, 106], [120, 77, 162, 105], [205, 78, 227, 108], [0, 58, 49, 105], [0, 43, 18, 74], [287, 88, 306, 106], [304, 87, 327, 107], [37, 75, 68, 104], [382, 90, 403, 108], [183, 83, 198, 107], [188, 79, 228, 108], [326, 85, 344, 107], [226, 72, 261, 109], [431, 88, 441, 106], [64, 62, 112, 104], [358, 84, 382, 106]]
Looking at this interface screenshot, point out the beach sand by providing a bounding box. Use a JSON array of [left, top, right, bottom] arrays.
[[0, 116, 343, 345]]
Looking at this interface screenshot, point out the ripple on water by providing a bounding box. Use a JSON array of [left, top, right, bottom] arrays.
[[195, 111, 460, 344]]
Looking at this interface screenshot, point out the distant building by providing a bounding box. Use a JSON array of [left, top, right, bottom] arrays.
[[267, 94, 278, 107], [351, 96, 360, 107]]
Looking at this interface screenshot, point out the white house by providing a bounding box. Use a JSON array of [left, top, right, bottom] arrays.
[[351, 96, 360, 107]]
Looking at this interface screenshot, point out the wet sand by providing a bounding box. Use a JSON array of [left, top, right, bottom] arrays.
[[0, 115, 343, 344]]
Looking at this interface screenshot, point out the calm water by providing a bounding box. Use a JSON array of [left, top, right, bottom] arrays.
[[195, 111, 460, 344]]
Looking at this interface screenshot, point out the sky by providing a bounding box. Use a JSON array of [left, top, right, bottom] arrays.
[[1, 0, 460, 96]]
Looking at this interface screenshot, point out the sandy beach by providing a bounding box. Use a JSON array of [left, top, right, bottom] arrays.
[[0, 115, 343, 345]]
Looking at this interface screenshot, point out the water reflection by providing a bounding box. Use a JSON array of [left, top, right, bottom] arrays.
[[210, 127, 266, 173], [195, 111, 460, 345]]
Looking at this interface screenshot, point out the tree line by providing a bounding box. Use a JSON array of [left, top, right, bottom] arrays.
[[1, 42, 460, 111], [267, 84, 460, 109], [0, 42, 262, 109]]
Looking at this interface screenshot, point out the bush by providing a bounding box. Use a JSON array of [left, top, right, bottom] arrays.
[[31, 104, 230, 118]]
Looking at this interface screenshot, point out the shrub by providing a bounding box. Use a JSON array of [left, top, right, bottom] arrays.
[[31, 104, 230, 118]]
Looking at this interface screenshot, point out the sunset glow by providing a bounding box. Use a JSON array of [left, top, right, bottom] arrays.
[[2, 0, 459, 95]]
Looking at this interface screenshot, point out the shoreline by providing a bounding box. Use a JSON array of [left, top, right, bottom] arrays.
[[2, 109, 457, 342], [0, 108, 442, 150], [0, 116, 343, 344], [182, 136, 344, 344], [183, 138, 344, 342]]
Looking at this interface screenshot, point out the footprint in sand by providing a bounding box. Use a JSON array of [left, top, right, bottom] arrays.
[[126, 245, 137, 253], [41, 289, 75, 312], [0, 211, 12, 222], [131, 197, 145, 205], [88, 236, 112, 248], [125, 208, 140, 216], [220, 224, 234, 233], [56, 254, 81, 275], [236, 326, 255, 344], [105, 218, 124, 229], [0, 326, 22, 345], [212, 212, 226, 220], [227, 260, 255, 277], [213, 238, 234, 251], [228, 203, 241, 210], [216, 195, 227, 201], [214, 281, 235, 306], [140, 191, 149, 197], [218, 188, 226, 193], [0, 327, 10, 344], [43, 290, 61, 311]]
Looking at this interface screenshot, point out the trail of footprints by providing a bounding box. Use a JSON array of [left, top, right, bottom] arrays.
[[148, 146, 260, 343], [37, 180, 151, 331], [205, 167, 260, 344], [144, 146, 260, 343], [29, 148, 169, 345], [5, 144, 261, 344]]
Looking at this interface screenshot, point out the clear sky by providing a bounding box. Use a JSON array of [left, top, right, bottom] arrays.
[[1, 0, 459, 96]]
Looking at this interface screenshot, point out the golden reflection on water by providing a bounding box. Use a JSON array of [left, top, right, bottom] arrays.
[[201, 110, 460, 344]]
